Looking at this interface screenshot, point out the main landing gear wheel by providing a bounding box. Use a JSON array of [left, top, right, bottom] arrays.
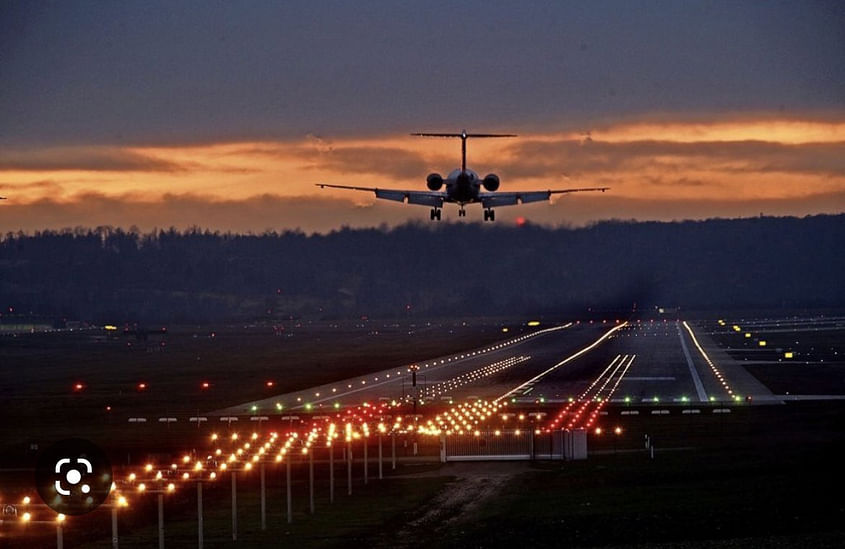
[[458, 208, 466, 217], [430, 208, 442, 221], [483, 208, 495, 222]]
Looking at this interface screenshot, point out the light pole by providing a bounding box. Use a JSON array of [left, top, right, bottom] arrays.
[[197, 480, 203, 549], [9, 501, 69, 549], [409, 365, 420, 415], [309, 448, 315, 514], [363, 433, 368, 485], [123, 462, 196, 549], [259, 461, 266, 530], [378, 431, 383, 480], [231, 470, 237, 542], [56, 513, 65, 549], [347, 438, 353, 496], [136, 484, 175, 549], [285, 454, 292, 524], [329, 441, 335, 503]]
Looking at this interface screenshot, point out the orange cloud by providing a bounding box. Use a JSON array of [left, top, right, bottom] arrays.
[[0, 114, 842, 231]]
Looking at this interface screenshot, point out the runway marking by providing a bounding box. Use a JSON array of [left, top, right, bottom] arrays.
[[682, 321, 734, 398], [677, 323, 709, 402], [494, 322, 628, 403], [558, 354, 636, 430], [245, 323, 573, 412], [410, 356, 531, 403]]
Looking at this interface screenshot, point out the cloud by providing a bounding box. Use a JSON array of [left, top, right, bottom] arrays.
[[2, 190, 845, 235], [500, 139, 845, 179], [0, 146, 184, 172], [0, 179, 65, 193], [1, 117, 843, 230]]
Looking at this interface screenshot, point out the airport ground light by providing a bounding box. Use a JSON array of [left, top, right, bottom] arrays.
[[9, 395, 624, 546]]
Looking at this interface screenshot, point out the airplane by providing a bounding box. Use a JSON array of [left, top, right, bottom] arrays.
[[316, 130, 608, 221]]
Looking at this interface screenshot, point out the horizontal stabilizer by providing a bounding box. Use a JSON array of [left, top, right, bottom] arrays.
[[411, 132, 517, 138]]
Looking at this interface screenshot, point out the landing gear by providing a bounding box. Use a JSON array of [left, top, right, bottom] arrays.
[[483, 208, 495, 222], [430, 208, 442, 221], [458, 207, 466, 217]]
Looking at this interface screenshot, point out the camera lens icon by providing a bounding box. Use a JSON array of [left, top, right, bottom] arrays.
[[36, 439, 112, 515], [55, 457, 93, 496]]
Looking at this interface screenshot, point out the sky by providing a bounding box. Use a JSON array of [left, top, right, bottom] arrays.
[[1, 1, 843, 233]]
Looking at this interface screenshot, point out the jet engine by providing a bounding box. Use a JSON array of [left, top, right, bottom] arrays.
[[482, 174, 500, 192], [426, 173, 444, 190]]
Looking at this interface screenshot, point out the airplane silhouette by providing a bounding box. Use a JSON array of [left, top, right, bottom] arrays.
[[317, 130, 608, 221]]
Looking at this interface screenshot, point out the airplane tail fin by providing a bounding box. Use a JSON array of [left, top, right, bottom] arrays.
[[412, 131, 516, 172]]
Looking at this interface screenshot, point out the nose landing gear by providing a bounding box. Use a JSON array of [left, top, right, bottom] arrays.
[[483, 208, 495, 222], [430, 208, 442, 221], [458, 207, 466, 217]]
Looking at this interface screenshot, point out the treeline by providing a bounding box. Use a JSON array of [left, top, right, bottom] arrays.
[[1, 215, 843, 323]]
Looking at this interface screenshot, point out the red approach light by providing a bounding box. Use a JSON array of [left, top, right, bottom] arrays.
[[105, 405, 112, 411], [201, 381, 210, 390], [137, 382, 147, 391], [266, 381, 275, 388], [73, 383, 85, 392]]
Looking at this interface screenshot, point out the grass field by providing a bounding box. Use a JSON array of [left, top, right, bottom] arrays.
[[412, 401, 845, 548], [3, 315, 845, 547], [704, 320, 845, 395], [30, 402, 840, 548], [0, 318, 517, 464]]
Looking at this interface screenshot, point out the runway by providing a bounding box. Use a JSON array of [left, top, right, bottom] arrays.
[[215, 319, 776, 417]]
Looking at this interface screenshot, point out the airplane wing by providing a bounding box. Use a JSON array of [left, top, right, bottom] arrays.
[[480, 187, 609, 208], [316, 184, 445, 208]]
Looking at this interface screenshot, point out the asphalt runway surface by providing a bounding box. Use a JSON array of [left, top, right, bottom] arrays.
[[216, 319, 776, 417]]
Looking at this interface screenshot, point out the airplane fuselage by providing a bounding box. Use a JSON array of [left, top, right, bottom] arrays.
[[445, 169, 481, 204]]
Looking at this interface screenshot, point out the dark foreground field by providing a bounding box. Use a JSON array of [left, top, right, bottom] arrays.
[[439, 401, 845, 549], [7, 401, 839, 548], [3, 316, 844, 547], [0, 319, 514, 464]]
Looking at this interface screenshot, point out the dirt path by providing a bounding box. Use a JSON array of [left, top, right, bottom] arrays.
[[383, 462, 542, 547]]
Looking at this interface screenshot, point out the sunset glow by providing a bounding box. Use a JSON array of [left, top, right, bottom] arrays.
[[1, 115, 843, 232]]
